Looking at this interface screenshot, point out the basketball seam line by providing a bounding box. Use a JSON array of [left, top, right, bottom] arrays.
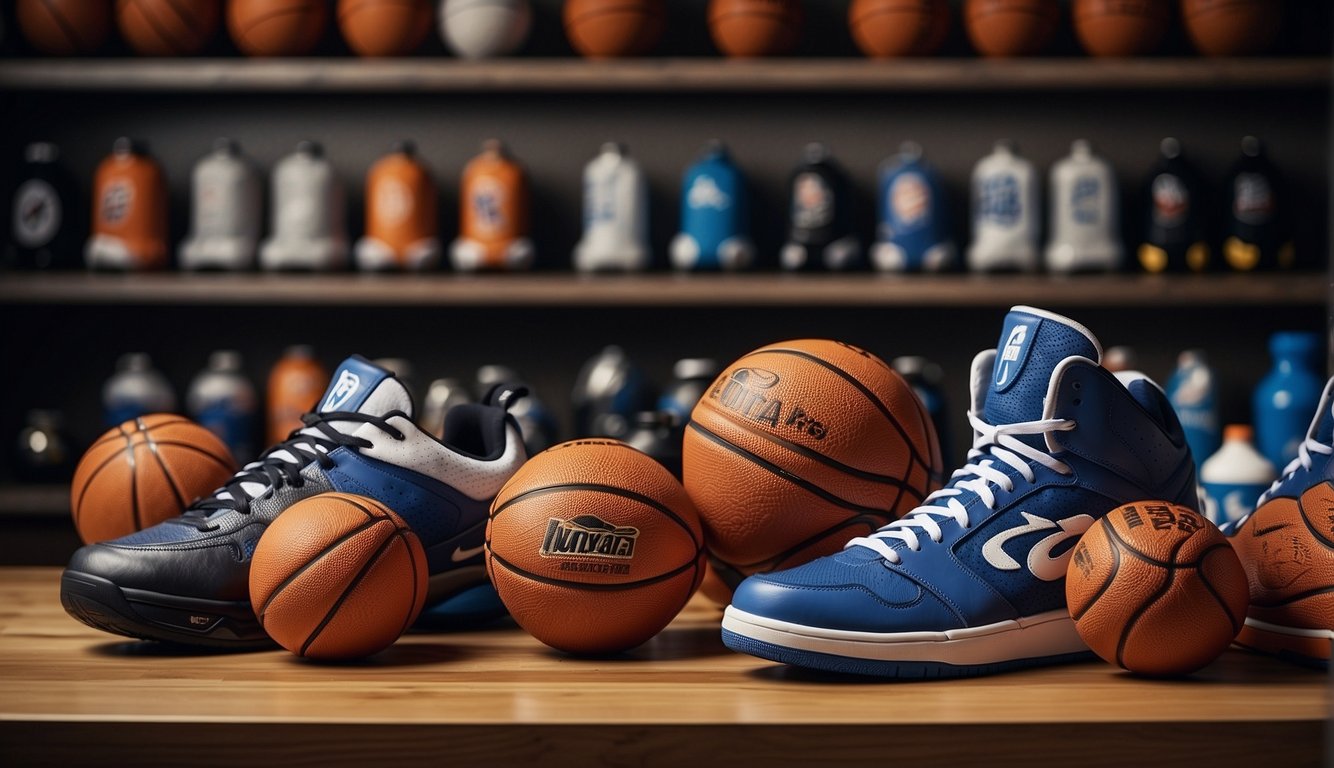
[[143, 430, 189, 510], [1194, 543, 1243, 634], [487, 549, 700, 592], [1069, 516, 1121, 622], [738, 347, 932, 472], [88, 416, 189, 452], [492, 482, 703, 549], [233, 6, 321, 47], [256, 516, 386, 619], [1115, 559, 1178, 671], [300, 524, 401, 657], [393, 529, 422, 640], [687, 420, 886, 515], [722, 414, 922, 489], [1296, 490, 1334, 549], [127, 421, 142, 532], [1102, 517, 1203, 570], [73, 435, 139, 527], [1249, 584, 1334, 608], [39, 0, 89, 51], [132, 0, 192, 54], [727, 512, 890, 571], [146, 440, 235, 472]]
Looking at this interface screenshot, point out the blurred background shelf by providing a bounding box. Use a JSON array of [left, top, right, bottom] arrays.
[[0, 485, 67, 517], [0, 57, 1327, 94]]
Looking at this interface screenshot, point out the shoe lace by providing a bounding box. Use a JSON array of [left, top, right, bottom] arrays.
[[1256, 433, 1333, 507], [847, 411, 1076, 564], [183, 410, 406, 531]]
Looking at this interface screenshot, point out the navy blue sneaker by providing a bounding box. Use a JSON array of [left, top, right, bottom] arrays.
[[721, 306, 1200, 677], [61, 356, 528, 648]]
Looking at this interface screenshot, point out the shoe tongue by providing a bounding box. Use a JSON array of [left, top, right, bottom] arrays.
[[984, 307, 1101, 426], [317, 355, 413, 420]]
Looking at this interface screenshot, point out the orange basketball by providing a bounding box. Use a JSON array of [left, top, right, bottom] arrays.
[[70, 414, 237, 545], [16, 0, 112, 55], [708, 0, 804, 58], [250, 493, 428, 660], [1181, 0, 1282, 57], [964, 0, 1059, 57], [486, 439, 706, 655], [563, 0, 665, 58], [337, 0, 433, 57], [849, 0, 950, 58], [683, 339, 942, 579], [1072, 0, 1169, 57], [1067, 500, 1249, 676], [116, 0, 221, 56], [227, 0, 328, 56]]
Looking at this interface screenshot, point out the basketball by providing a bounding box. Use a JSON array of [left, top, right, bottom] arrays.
[[70, 414, 237, 545], [708, 0, 804, 58], [849, 0, 950, 58], [441, 0, 532, 59], [249, 493, 428, 660], [683, 339, 942, 579], [1067, 500, 1249, 676], [563, 0, 665, 59], [964, 0, 1059, 57], [1181, 0, 1282, 57], [1073, 0, 1169, 57], [486, 439, 706, 655], [116, 0, 221, 56], [338, 0, 432, 57], [1231, 482, 1334, 661], [16, 0, 111, 55], [227, 0, 328, 56]]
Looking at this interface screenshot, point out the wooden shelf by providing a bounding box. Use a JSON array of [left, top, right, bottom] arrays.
[[0, 567, 1323, 766], [0, 272, 1324, 309], [0, 485, 67, 517], [0, 57, 1327, 94]]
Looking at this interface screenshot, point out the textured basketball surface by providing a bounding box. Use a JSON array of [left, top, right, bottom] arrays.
[[849, 0, 950, 58], [116, 0, 221, 55], [338, 0, 432, 57], [708, 0, 803, 58], [684, 339, 942, 578], [487, 439, 706, 655], [1181, 0, 1281, 57], [227, 0, 328, 56], [16, 0, 112, 54], [1072, 0, 1169, 57], [250, 493, 428, 660], [964, 0, 1059, 57], [70, 415, 237, 545], [1067, 500, 1248, 676], [1230, 482, 1334, 662], [563, 0, 664, 58]]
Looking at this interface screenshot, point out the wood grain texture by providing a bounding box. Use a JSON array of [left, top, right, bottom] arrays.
[[0, 567, 1327, 766]]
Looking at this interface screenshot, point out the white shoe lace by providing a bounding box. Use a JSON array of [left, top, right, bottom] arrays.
[[848, 411, 1076, 564], [1256, 434, 1333, 506]]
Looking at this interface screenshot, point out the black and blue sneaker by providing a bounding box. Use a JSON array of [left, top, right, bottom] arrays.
[[61, 355, 528, 649]]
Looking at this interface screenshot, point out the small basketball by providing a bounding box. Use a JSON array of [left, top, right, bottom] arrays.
[[683, 339, 942, 579], [16, 0, 112, 55], [338, 0, 433, 57], [116, 0, 221, 56], [849, 0, 950, 58], [708, 0, 804, 58], [1181, 0, 1282, 57], [1073, 0, 1169, 57], [227, 0, 328, 56], [70, 414, 237, 545], [250, 493, 428, 660], [486, 439, 706, 655], [563, 0, 665, 59], [964, 0, 1059, 57], [1067, 500, 1249, 676]]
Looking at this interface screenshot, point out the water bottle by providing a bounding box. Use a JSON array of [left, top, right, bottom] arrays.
[[7, 142, 82, 270], [450, 139, 535, 271], [1165, 349, 1220, 471], [188, 350, 257, 463], [780, 142, 861, 272], [658, 358, 720, 422], [1045, 139, 1121, 273], [1200, 424, 1277, 525], [103, 353, 177, 426], [1223, 136, 1293, 272], [260, 141, 349, 271], [573, 142, 651, 272], [356, 140, 442, 272], [86, 138, 169, 271], [670, 140, 755, 271], [967, 140, 1040, 273], [267, 345, 327, 445], [1254, 331, 1325, 469], [179, 138, 263, 271], [1138, 137, 1209, 274], [872, 141, 955, 273]]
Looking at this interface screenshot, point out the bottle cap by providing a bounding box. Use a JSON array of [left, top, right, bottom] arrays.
[[899, 141, 923, 161], [208, 350, 243, 372], [602, 142, 627, 157], [118, 353, 152, 372], [213, 138, 240, 156], [1270, 331, 1322, 358], [1160, 138, 1181, 160], [1071, 139, 1092, 157], [994, 139, 1017, 155], [393, 139, 417, 157], [283, 345, 315, 360], [673, 358, 718, 381], [1224, 424, 1254, 443], [1241, 136, 1261, 158], [1177, 349, 1207, 368], [296, 140, 324, 158]]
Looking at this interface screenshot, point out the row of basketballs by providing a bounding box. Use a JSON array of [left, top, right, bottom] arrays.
[[4, 134, 1297, 275], [8, 0, 1291, 59]]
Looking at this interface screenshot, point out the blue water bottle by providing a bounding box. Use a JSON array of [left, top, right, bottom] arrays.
[[187, 350, 257, 463], [103, 353, 177, 426], [1200, 424, 1276, 525], [872, 142, 956, 273], [669, 140, 755, 271], [1165, 349, 1220, 471], [1254, 331, 1325, 470]]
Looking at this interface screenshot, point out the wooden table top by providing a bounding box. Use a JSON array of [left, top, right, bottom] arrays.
[[0, 566, 1327, 766]]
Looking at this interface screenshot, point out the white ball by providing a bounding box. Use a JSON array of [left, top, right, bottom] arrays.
[[440, 0, 532, 59]]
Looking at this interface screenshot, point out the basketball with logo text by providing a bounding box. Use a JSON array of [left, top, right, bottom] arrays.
[[1066, 500, 1249, 676], [683, 339, 942, 595], [486, 439, 706, 654]]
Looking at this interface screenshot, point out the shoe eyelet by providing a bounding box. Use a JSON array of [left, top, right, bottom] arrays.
[[1072, 398, 1082, 406], [1073, 381, 1082, 391]]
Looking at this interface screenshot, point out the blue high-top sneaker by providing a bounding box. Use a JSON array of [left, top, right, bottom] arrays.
[[61, 356, 528, 649], [721, 306, 1199, 678]]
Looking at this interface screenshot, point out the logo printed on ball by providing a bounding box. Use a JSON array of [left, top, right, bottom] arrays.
[[541, 514, 640, 560], [712, 367, 828, 440]]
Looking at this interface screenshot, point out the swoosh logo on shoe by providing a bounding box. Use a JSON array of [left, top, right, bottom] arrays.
[[451, 545, 486, 563], [982, 511, 1095, 582]]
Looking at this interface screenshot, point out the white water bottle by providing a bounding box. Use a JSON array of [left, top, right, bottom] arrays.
[[1200, 424, 1277, 525], [573, 142, 651, 272], [1045, 139, 1121, 273], [180, 138, 263, 271], [259, 141, 348, 271], [967, 140, 1039, 272]]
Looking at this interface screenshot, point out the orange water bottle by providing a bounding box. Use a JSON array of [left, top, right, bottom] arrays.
[[449, 139, 534, 271], [266, 345, 328, 445], [85, 137, 168, 270], [355, 140, 441, 271]]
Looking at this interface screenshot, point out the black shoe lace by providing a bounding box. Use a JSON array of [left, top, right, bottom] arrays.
[[183, 411, 407, 531]]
